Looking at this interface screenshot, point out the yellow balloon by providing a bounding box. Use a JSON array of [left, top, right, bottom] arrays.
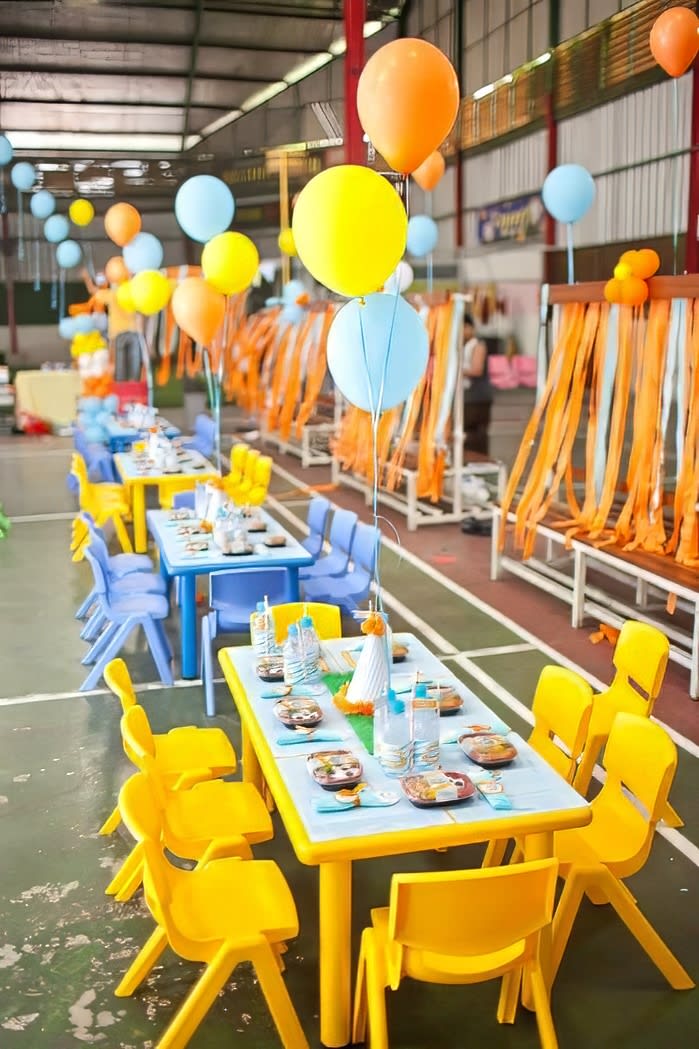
[[69, 198, 95, 227], [292, 165, 407, 298], [614, 262, 632, 281], [201, 231, 260, 295], [278, 228, 297, 256], [116, 280, 136, 314], [130, 270, 172, 316]]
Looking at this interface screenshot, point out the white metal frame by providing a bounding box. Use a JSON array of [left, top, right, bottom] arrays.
[[261, 421, 335, 469]]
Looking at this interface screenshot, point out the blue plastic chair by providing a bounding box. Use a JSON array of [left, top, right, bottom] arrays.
[[74, 428, 118, 483], [302, 497, 331, 559], [75, 512, 155, 621], [182, 413, 215, 459], [299, 508, 357, 580], [79, 530, 167, 645], [172, 490, 196, 510], [79, 547, 173, 692], [200, 567, 291, 716], [302, 522, 378, 612]]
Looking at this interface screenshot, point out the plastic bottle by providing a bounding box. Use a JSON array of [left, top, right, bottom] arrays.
[[375, 688, 413, 778], [410, 682, 441, 772], [298, 614, 323, 693], [283, 623, 304, 688], [251, 598, 276, 657]]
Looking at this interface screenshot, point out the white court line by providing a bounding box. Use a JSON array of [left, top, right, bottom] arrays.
[[9, 511, 76, 523], [269, 464, 699, 762], [0, 676, 214, 707], [452, 643, 537, 659], [0, 448, 71, 460]]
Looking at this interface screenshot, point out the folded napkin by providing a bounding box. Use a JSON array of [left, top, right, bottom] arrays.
[[441, 717, 510, 744], [275, 732, 344, 746], [312, 788, 400, 813]]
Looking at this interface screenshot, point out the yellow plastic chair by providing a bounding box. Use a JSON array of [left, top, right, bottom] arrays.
[[352, 859, 560, 1049], [250, 601, 342, 645], [550, 712, 694, 992], [228, 442, 250, 487], [573, 621, 681, 826], [98, 658, 238, 836], [114, 779, 308, 1049], [482, 666, 593, 868], [227, 447, 261, 504], [70, 453, 133, 555], [106, 742, 272, 901]]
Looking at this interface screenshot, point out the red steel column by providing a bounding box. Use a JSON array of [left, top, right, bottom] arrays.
[[344, 0, 366, 165], [685, 58, 699, 273], [543, 91, 558, 283]]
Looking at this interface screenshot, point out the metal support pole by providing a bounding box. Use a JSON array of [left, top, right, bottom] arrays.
[[344, 0, 366, 166], [544, 0, 559, 284], [1, 210, 18, 357]]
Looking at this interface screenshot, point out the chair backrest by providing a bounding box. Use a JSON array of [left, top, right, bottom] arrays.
[[242, 448, 260, 484], [172, 490, 196, 510], [104, 657, 138, 713], [386, 859, 558, 987], [120, 704, 157, 764], [253, 455, 272, 488], [249, 602, 342, 644], [86, 529, 114, 577], [210, 566, 289, 617], [350, 522, 379, 575], [230, 442, 249, 475], [194, 413, 213, 438], [327, 508, 357, 556], [609, 621, 669, 709], [529, 666, 593, 783], [307, 497, 330, 541], [83, 546, 109, 597], [592, 712, 677, 877]]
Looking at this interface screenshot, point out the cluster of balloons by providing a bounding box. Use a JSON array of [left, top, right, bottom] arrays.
[[72, 331, 112, 397], [58, 312, 108, 341], [604, 249, 660, 307], [5, 155, 93, 270], [102, 202, 172, 317], [266, 279, 310, 326], [77, 394, 120, 446], [649, 6, 699, 78]]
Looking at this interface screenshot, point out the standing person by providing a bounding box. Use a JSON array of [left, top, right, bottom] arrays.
[[462, 313, 493, 456]]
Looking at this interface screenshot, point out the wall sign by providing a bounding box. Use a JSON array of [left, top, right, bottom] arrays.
[[478, 194, 544, 244]]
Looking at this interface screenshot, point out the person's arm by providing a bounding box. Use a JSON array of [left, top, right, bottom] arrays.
[[463, 340, 487, 378]]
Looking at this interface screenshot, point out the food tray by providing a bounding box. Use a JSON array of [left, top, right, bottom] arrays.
[[426, 685, 463, 716], [307, 750, 363, 791], [400, 770, 475, 808], [256, 656, 285, 682], [264, 534, 287, 547], [458, 733, 517, 768], [274, 696, 323, 728]]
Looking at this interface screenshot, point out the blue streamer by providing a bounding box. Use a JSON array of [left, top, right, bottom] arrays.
[[593, 304, 618, 501], [566, 222, 575, 284]]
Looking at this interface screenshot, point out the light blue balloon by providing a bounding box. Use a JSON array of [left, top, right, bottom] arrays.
[[30, 189, 56, 220], [282, 279, 306, 305], [85, 425, 105, 445], [96, 410, 112, 426], [542, 164, 595, 224], [56, 239, 82, 269], [44, 214, 70, 243], [327, 293, 429, 413], [0, 134, 13, 167], [10, 161, 36, 192], [103, 394, 119, 414], [280, 303, 305, 326], [82, 398, 101, 416], [92, 312, 108, 333], [74, 313, 96, 333], [174, 174, 235, 243], [59, 316, 78, 340], [406, 215, 439, 258], [123, 231, 164, 274]]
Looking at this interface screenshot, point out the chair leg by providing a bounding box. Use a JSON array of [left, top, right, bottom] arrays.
[[98, 804, 122, 836], [115, 926, 169, 997], [364, 930, 389, 1049], [605, 874, 695, 990], [201, 613, 216, 717], [114, 858, 144, 903], [156, 945, 237, 1049], [482, 838, 509, 868], [81, 621, 119, 666], [81, 608, 106, 642], [105, 844, 142, 897], [80, 620, 134, 691], [528, 960, 559, 1049], [76, 587, 97, 620], [550, 871, 588, 986], [252, 943, 309, 1049], [154, 618, 173, 661], [111, 512, 134, 554], [496, 966, 522, 1025], [661, 801, 684, 829], [142, 617, 174, 686], [352, 929, 369, 1044]]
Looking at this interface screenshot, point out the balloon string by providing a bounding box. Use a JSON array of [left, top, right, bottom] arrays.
[[671, 77, 680, 275], [0, 169, 6, 215], [566, 222, 575, 285], [58, 266, 65, 319], [50, 251, 58, 311], [33, 218, 40, 292], [17, 191, 24, 262]]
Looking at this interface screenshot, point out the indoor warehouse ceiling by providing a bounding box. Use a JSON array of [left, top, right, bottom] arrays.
[[0, 0, 406, 204]]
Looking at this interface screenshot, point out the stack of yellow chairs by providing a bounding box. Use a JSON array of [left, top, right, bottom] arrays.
[[70, 453, 133, 556], [225, 446, 273, 506]]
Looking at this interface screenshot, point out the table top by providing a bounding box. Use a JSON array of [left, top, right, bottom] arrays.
[[115, 448, 215, 485], [105, 417, 180, 440], [148, 505, 315, 577], [219, 633, 591, 866]]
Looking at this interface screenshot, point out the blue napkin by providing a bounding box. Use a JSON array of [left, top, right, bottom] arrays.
[[276, 732, 344, 746], [312, 788, 400, 813]]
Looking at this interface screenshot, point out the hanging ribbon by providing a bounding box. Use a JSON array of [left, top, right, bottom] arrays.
[[32, 217, 40, 291], [593, 303, 618, 501], [566, 222, 575, 284], [50, 250, 58, 311], [0, 169, 6, 216], [58, 263, 65, 319], [16, 189, 25, 262]]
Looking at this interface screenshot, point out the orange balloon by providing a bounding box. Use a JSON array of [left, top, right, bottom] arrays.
[[650, 7, 699, 77], [620, 276, 649, 307], [104, 203, 141, 248], [357, 38, 460, 175], [171, 277, 225, 347], [618, 249, 639, 271], [105, 255, 130, 285], [634, 248, 661, 280], [604, 278, 624, 304], [412, 151, 446, 192]]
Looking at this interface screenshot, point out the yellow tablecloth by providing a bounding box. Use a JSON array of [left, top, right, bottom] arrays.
[[14, 370, 81, 428]]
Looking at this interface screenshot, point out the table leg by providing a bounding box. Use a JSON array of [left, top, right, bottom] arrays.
[[159, 556, 172, 603], [241, 724, 265, 794], [287, 567, 300, 601], [132, 483, 147, 553], [319, 860, 352, 1048], [521, 831, 554, 1009], [179, 574, 197, 679]]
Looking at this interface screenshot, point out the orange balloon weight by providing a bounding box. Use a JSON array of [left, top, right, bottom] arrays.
[[357, 38, 460, 175], [104, 203, 141, 248], [634, 248, 661, 280], [171, 278, 225, 347], [105, 255, 130, 285], [412, 151, 446, 191], [604, 278, 623, 304], [620, 276, 649, 307], [650, 7, 699, 78]]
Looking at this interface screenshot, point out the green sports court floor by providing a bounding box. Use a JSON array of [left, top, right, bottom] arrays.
[[0, 437, 696, 1048]]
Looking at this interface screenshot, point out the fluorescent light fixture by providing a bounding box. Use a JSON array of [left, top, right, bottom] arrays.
[[328, 36, 346, 56], [36, 162, 71, 172], [364, 21, 384, 36], [124, 168, 145, 178], [240, 82, 287, 112], [197, 109, 243, 141], [7, 131, 182, 152], [533, 51, 552, 66], [473, 83, 495, 100], [285, 52, 333, 85]]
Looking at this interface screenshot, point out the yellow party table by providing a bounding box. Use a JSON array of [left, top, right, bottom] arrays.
[[220, 632, 591, 1048], [14, 369, 80, 428]]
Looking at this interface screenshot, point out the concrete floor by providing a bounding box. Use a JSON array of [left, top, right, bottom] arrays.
[[0, 434, 697, 1048]]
